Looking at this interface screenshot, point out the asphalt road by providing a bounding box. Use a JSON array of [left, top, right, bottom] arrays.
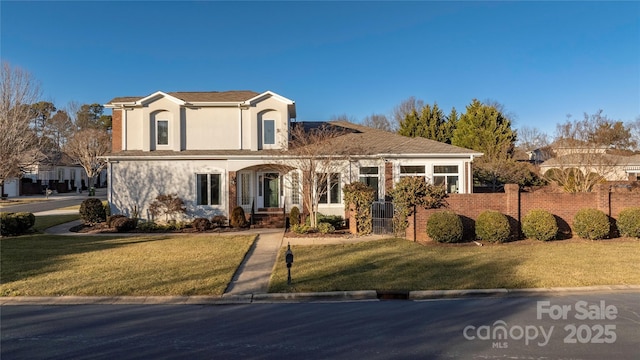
[[2, 292, 639, 359], [0, 191, 106, 214]]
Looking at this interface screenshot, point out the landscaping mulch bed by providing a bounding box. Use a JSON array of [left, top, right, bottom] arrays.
[[284, 228, 351, 238], [69, 223, 247, 234]]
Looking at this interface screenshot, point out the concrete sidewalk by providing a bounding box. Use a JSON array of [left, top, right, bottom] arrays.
[[225, 229, 284, 294]]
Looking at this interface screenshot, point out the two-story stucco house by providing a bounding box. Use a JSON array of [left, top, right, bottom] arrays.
[[104, 90, 482, 224]]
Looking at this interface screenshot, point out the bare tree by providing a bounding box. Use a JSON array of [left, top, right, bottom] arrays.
[[361, 113, 392, 131], [630, 115, 640, 151], [392, 96, 424, 132], [64, 127, 111, 188], [276, 123, 355, 228], [329, 113, 356, 123], [543, 111, 632, 192], [0, 62, 42, 195]]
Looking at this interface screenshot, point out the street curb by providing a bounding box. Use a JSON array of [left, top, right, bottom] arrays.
[[252, 290, 379, 303], [409, 285, 640, 300], [2, 286, 638, 306]]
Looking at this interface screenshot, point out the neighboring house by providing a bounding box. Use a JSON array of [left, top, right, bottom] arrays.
[[2, 178, 20, 198], [540, 153, 640, 181], [104, 90, 482, 222], [21, 152, 90, 195]]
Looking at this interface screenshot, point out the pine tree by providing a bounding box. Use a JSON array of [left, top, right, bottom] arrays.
[[452, 99, 516, 159]]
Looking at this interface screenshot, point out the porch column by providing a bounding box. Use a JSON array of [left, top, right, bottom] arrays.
[[384, 162, 393, 198], [229, 171, 238, 212]]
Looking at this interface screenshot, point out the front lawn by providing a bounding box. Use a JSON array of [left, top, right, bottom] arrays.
[[33, 214, 80, 232], [269, 238, 640, 292], [1, 234, 255, 296]]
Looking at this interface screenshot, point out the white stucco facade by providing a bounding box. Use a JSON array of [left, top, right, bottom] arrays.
[[105, 90, 481, 222]]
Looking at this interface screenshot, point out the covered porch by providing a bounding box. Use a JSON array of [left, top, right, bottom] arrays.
[[229, 164, 299, 228]]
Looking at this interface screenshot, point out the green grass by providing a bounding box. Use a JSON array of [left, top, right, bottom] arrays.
[[0, 199, 50, 208], [1, 234, 255, 296], [32, 214, 80, 232], [269, 238, 640, 292]]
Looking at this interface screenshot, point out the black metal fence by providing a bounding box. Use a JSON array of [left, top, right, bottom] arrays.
[[371, 201, 394, 234]]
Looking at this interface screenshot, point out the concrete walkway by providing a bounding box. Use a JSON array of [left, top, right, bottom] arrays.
[[225, 229, 285, 295]]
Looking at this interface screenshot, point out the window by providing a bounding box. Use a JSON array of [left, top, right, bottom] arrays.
[[433, 165, 459, 193], [318, 173, 341, 204], [263, 119, 275, 145], [400, 165, 426, 178], [57, 169, 65, 182], [240, 173, 251, 206], [291, 172, 300, 204], [157, 120, 169, 145], [359, 167, 379, 200], [197, 174, 221, 206]]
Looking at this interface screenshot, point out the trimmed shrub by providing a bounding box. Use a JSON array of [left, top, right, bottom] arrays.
[[291, 224, 312, 234], [617, 207, 640, 238], [15, 212, 36, 230], [343, 181, 375, 235], [211, 215, 227, 228], [137, 221, 159, 232], [476, 210, 511, 243], [1, 212, 17, 236], [306, 214, 344, 229], [289, 206, 301, 227], [573, 208, 610, 240], [1, 212, 35, 236], [107, 214, 127, 228], [80, 198, 106, 224], [230, 206, 248, 228], [192, 218, 211, 232], [112, 217, 137, 232], [317, 222, 335, 234], [522, 209, 558, 241], [427, 210, 463, 243]]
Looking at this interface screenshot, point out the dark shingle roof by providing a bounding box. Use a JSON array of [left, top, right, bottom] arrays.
[[107, 90, 260, 104], [313, 121, 482, 156]]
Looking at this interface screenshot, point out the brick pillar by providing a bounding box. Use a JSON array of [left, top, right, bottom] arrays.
[[505, 184, 521, 239], [384, 162, 393, 198], [347, 203, 357, 234], [228, 171, 237, 213], [595, 183, 610, 216], [111, 109, 122, 152]]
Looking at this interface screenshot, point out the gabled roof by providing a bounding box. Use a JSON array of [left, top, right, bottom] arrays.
[[107, 90, 267, 106], [294, 121, 483, 157], [540, 153, 640, 169]]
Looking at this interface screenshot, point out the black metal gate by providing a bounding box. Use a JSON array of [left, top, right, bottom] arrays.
[[371, 201, 394, 234]]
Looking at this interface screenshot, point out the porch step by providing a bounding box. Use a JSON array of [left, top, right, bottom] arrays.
[[251, 213, 286, 229]]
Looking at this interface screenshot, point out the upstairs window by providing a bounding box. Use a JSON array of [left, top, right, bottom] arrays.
[[157, 120, 169, 145], [263, 119, 275, 145]]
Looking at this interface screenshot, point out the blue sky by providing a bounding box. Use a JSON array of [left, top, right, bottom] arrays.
[[2, 1, 638, 135]]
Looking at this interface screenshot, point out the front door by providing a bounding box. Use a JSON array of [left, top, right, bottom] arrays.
[[259, 172, 279, 208]]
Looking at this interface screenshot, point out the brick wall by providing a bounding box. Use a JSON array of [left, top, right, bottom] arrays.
[[111, 109, 122, 152], [406, 183, 640, 242]]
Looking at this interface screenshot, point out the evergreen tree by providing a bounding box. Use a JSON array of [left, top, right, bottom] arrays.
[[452, 99, 516, 160], [442, 107, 458, 144], [398, 108, 423, 138], [398, 102, 453, 142]]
